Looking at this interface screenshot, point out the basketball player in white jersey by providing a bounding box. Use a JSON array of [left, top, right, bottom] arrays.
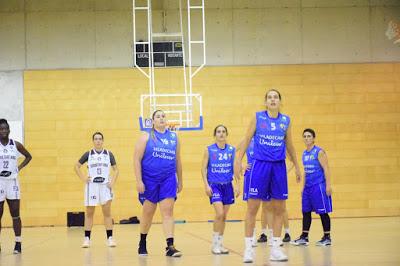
[[74, 132, 119, 248], [0, 119, 32, 254]]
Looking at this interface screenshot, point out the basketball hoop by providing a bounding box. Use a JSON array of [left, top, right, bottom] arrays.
[[167, 122, 180, 132]]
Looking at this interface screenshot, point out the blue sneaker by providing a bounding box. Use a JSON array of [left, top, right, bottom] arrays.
[[13, 242, 21, 254], [316, 236, 331, 246], [291, 235, 309, 246]]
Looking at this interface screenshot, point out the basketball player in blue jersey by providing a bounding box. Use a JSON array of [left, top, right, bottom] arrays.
[[254, 170, 293, 246], [291, 128, 332, 246], [201, 125, 239, 255], [0, 119, 32, 254], [239, 137, 292, 246], [134, 110, 183, 257], [234, 89, 302, 263], [74, 132, 119, 248]]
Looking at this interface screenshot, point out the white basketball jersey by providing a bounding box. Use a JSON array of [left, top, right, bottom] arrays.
[[0, 139, 19, 180], [88, 149, 111, 184]]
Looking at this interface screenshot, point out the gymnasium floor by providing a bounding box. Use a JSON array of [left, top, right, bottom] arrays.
[[0, 217, 399, 266]]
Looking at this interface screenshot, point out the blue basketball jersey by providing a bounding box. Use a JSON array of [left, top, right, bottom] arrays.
[[302, 145, 325, 187], [141, 129, 177, 180], [253, 111, 290, 162], [207, 143, 235, 183], [246, 137, 255, 165]]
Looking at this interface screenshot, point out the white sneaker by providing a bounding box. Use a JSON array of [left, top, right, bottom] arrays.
[[107, 237, 116, 247], [269, 240, 284, 246], [211, 244, 221, 254], [251, 237, 258, 247], [243, 248, 254, 263], [220, 245, 229, 254], [270, 247, 288, 261], [81, 237, 90, 248]]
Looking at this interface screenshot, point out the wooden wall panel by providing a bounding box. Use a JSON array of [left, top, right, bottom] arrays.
[[16, 63, 400, 226]]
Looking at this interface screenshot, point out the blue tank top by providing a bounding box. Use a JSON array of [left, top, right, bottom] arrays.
[[302, 145, 325, 187], [141, 129, 177, 180], [207, 143, 235, 183], [253, 111, 290, 162]]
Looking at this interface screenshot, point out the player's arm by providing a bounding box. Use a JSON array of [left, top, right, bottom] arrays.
[[236, 138, 244, 153], [15, 141, 32, 171], [285, 149, 295, 173], [318, 149, 332, 196], [232, 150, 240, 198], [134, 132, 148, 193], [201, 147, 212, 197], [285, 123, 302, 183], [176, 137, 183, 193], [109, 152, 119, 188], [234, 117, 256, 179], [74, 152, 89, 183], [236, 138, 251, 174]]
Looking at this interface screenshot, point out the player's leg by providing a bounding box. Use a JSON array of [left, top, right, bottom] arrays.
[[257, 202, 268, 243], [282, 207, 291, 242], [0, 183, 5, 252], [158, 174, 181, 257], [243, 160, 269, 263], [101, 200, 115, 247], [82, 183, 97, 248], [315, 183, 332, 246], [269, 161, 289, 261], [217, 182, 234, 254], [138, 200, 157, 255], [219, 204, 231, 253], [243, 199, 261, 263], [211, 201, 225, 254], [292, 186, 312, 246], [82, 206, 95, 248], [159, 198, 181, 257], [7, 199, 22, 253], [316, 213, 331, 246]]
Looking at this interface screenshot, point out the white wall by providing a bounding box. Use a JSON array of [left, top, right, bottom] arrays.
[[0, 71, 24, 120], [0, 0, 399, 70]]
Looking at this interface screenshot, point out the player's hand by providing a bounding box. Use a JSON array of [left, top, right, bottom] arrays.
[[177, 182, 183, 193], [136, 180, 145, 193], [205, 185, 212, 197], [246, 163, 252, 171], [107, 181, 115, 189], [83, 176, 90, 183], [241, 163, 252, 175], [326, 184, 332, 196], [295, 168, 301, 183]]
